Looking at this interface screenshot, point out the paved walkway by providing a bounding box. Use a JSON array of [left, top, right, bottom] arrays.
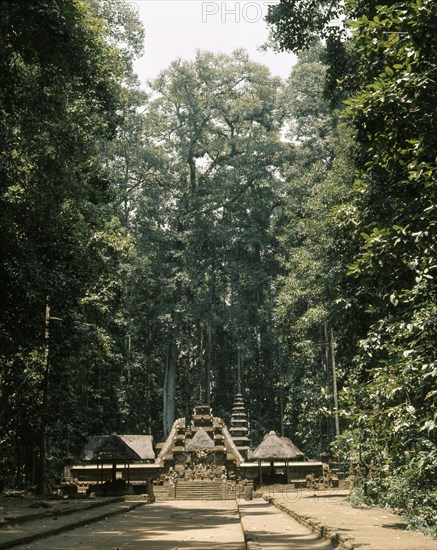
[[269, 489, 436, 550], [1, 492, 435, 549], [22, 501, 246, 549], [239, 500, 333, 549], [5, 499, 334, 549], [0, 498, 145, 549]]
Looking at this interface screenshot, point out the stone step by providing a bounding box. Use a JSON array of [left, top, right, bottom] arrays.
[[153, 481, 237, 500], [174, 481, 235, 500], [176, 488, 222, 495], [176, 496, 225, 500], [152, 486, 168, 496], [176, 491, 222, 494]]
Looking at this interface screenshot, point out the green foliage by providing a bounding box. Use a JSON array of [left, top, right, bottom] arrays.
[[267, 0, 437, 530], [265, 1, 359, 104], [273, 47, 356, 455], [1, 4, 435, 534], [350, 474, 436, 536], [340, 3, 436, 522], [123, 49, 287, 440], [0, 0, 139, 486], [266, 0, 344, 52]]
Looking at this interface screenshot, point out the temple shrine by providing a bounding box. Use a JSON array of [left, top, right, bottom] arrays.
[[70, 394, 326, 497], [156, 403, 244, 479]]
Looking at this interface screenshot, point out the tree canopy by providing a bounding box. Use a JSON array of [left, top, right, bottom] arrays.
[[0, 0, 435, 532], [267, 0, 436, 531]]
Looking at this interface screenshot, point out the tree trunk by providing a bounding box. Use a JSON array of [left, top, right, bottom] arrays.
[[36, 299, 50, 495], [330, 326, 340, 437], [237, 348, 242, 394], [163, 341, 178, 439], [279, 388, 284, 437], [324, 322, 334, 440], [206, 324, 212, 405], [205, 266, 215, 405]]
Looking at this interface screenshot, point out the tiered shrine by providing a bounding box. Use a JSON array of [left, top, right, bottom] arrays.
[[228, 393, 250, 459]]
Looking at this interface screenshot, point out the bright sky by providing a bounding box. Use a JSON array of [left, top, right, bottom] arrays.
[[131, 1, 297, 84]]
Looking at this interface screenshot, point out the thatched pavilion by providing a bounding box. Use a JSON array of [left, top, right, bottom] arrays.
[[80, 434, 152, 484], [251, 430, 304, 484]]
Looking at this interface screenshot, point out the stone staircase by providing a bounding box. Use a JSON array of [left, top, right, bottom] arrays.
[[152, 479, 239, 501], [173, 480, 236, 500], [153, 479, 242, 501]]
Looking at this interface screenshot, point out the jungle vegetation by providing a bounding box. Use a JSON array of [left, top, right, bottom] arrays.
[[0, 0, 435, 531]]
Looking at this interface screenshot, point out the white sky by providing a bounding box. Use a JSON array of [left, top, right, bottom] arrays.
[[131, 1, 297, 84]]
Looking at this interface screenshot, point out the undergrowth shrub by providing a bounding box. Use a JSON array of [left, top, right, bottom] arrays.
[[349, 474, 436, 536]]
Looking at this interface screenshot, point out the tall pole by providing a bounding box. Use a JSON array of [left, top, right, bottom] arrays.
[[324, 322, 334, 439], [206, 324, 212, 405], [36, 298, 50, 495], [36, 299, 62, 494], [237, 348, 241, 394], [330, 327, 340, 438]]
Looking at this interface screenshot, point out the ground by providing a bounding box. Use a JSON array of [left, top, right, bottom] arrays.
[[0, 489, 435, 549]]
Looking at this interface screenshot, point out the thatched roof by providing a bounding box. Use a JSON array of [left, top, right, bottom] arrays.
[[185, 429, 214, 451], [251, 431, 304, 460], [81, 436, 106, 461], [281, 436, 304, 458], [81, 435, 141, 463], [119, 435, 155, 461]]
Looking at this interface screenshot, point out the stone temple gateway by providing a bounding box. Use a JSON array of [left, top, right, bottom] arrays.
[[157, 405, 243, 480], [71, 394, 325, 497]]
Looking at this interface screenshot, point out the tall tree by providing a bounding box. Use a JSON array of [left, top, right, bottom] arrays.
[[128, 50, 286, 438], [339, 0, 436, 523], [274, 46, 355, 454], [267, 0, 437, 529], [0, 0, 137, 488]]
